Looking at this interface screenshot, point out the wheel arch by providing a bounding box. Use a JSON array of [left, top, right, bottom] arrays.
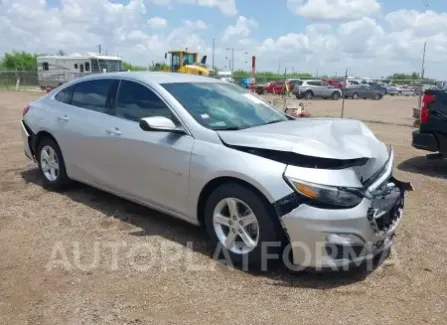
[[32, 130, 59, 154], [196, 176, 276, 227]]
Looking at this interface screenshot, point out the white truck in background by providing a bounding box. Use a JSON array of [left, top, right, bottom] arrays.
[[37, 53, 123, 89]]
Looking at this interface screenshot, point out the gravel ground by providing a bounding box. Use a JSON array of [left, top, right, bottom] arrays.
[[1, 91, 446, 325]]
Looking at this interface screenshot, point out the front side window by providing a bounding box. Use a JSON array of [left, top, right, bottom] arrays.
[[115, 80, 171, 122], [71, 79, 117, 113], [162, 82, 289, 130]]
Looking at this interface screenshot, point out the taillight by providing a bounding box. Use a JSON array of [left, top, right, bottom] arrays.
[[421, 94, 436, 124], [23, 105, 30, 118]]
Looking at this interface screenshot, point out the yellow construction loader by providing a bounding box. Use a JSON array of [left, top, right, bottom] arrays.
[[157, 49, 209, 76]]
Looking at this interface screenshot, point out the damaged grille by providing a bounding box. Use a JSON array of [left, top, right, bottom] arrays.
[[367, 180, 404, 236]]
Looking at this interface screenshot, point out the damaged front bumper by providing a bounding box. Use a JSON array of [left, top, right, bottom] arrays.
[[279, 157, 412, 269]]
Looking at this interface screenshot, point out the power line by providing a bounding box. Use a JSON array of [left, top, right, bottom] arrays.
[[420, 0, 447, 29]]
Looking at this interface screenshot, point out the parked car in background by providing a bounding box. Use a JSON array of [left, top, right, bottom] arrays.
[[240, 77, 255, 88], [400, 87, 416, 96], [286, 79, 302, 93], [293, 80, 342, 100], [259, 81, 286, 94], [412, 89, 447, 158], [324, 78, 344, 89], [20, 71, 411, 268], [386, 85, 402, 96], [344, 84, 383, 100], [367, 82, 387, 95]]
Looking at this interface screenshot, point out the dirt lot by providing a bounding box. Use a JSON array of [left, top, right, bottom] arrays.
[[1, 91, 446, 324]]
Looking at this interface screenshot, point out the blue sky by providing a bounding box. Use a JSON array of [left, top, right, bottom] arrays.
[[1, 0, 447, 77]]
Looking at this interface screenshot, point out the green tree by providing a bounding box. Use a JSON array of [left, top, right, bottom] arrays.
[[122, 61, 148, 71], [0, 51, 38, 71]]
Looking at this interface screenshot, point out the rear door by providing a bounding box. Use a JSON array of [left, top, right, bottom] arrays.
[[103, 79, 194, 214], [52, 78, 119, 185]]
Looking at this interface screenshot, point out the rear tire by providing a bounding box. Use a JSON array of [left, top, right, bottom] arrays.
[[36, 137, 71, 190], [374, 94, 381, 100], [204, 183, 284, 269], [352, 92, 359, 99]]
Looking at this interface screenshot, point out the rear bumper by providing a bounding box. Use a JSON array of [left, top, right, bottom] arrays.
[[412, 130, 438, 152], [20, 120, 36, 162]]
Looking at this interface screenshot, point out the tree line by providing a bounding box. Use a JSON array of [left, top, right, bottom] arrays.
[[0, 50, 429, 82]]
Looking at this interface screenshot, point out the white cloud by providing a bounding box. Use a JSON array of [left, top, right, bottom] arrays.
[[147, 16, 168, 29], [150, 0, 237, 16], [184, 20, 208, 29], [287, 0, 380, 21], [1, 1, 447, 78], [222, 16, 258, 42]]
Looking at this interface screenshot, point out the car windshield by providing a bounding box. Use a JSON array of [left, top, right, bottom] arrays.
[[162, 82, 289, 130]]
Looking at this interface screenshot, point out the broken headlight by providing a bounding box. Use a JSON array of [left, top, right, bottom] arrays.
[[286, 178, 364, 208]]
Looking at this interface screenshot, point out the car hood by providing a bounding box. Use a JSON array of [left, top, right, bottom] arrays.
[[217, 118, 390, 178]]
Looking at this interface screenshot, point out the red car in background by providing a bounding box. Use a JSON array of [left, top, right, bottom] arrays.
[[256, 81, 290, 95], [324, 79, 344, 89]]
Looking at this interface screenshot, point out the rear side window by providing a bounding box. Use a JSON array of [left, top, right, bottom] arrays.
[[71, 79, 117, 113], [115, 80, 171, 122], [55, 85, 74, 104]]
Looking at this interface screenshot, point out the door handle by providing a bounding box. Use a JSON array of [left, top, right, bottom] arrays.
[[106, 127, 121, 136], [58, 115, 69, 122]]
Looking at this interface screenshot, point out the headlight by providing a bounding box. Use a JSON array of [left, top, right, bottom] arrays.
[[286, 178, 363, 208]]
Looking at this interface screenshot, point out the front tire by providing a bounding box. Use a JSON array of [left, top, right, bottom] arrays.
[[37, 137, 70, 190], [352, 92, 359, 99], [204, 183, 284, 268], [304, 91, 313, 99], [331, 92, 340, 100]]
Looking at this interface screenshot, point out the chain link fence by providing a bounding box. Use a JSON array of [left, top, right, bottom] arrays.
[[0, 70, 91, 92], [0, 71, 41, 91]]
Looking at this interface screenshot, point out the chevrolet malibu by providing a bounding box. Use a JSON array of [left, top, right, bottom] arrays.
[[21, 72, 412, 269]]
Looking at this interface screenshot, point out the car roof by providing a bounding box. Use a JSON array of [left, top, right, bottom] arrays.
[[74, 71, 222, 85]]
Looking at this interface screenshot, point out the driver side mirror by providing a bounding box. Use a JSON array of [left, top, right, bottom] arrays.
[[139, 116, 186, 134]]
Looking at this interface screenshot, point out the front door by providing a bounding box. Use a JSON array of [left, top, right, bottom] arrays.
[[103, 80, 194, 214]]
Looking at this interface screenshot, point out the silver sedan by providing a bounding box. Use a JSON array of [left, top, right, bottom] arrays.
[[20, 72, 411, 270]]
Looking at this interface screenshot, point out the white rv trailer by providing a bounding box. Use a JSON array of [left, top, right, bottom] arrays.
[[37, 53, 123, 89]]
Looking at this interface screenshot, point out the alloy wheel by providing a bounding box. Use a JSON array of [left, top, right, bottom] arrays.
[[40, 145, 59, 182], [212, 198, 260, 254]]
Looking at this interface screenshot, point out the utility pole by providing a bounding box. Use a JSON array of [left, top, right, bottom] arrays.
[[316, 68, 319, 77], [418, 41, 427, 109], [341, 68, 348, 118], [212, 38, 215, 70], [98, 45, 102, 54], [277, 63, 280, 75], [231, 48, 234, 72]]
